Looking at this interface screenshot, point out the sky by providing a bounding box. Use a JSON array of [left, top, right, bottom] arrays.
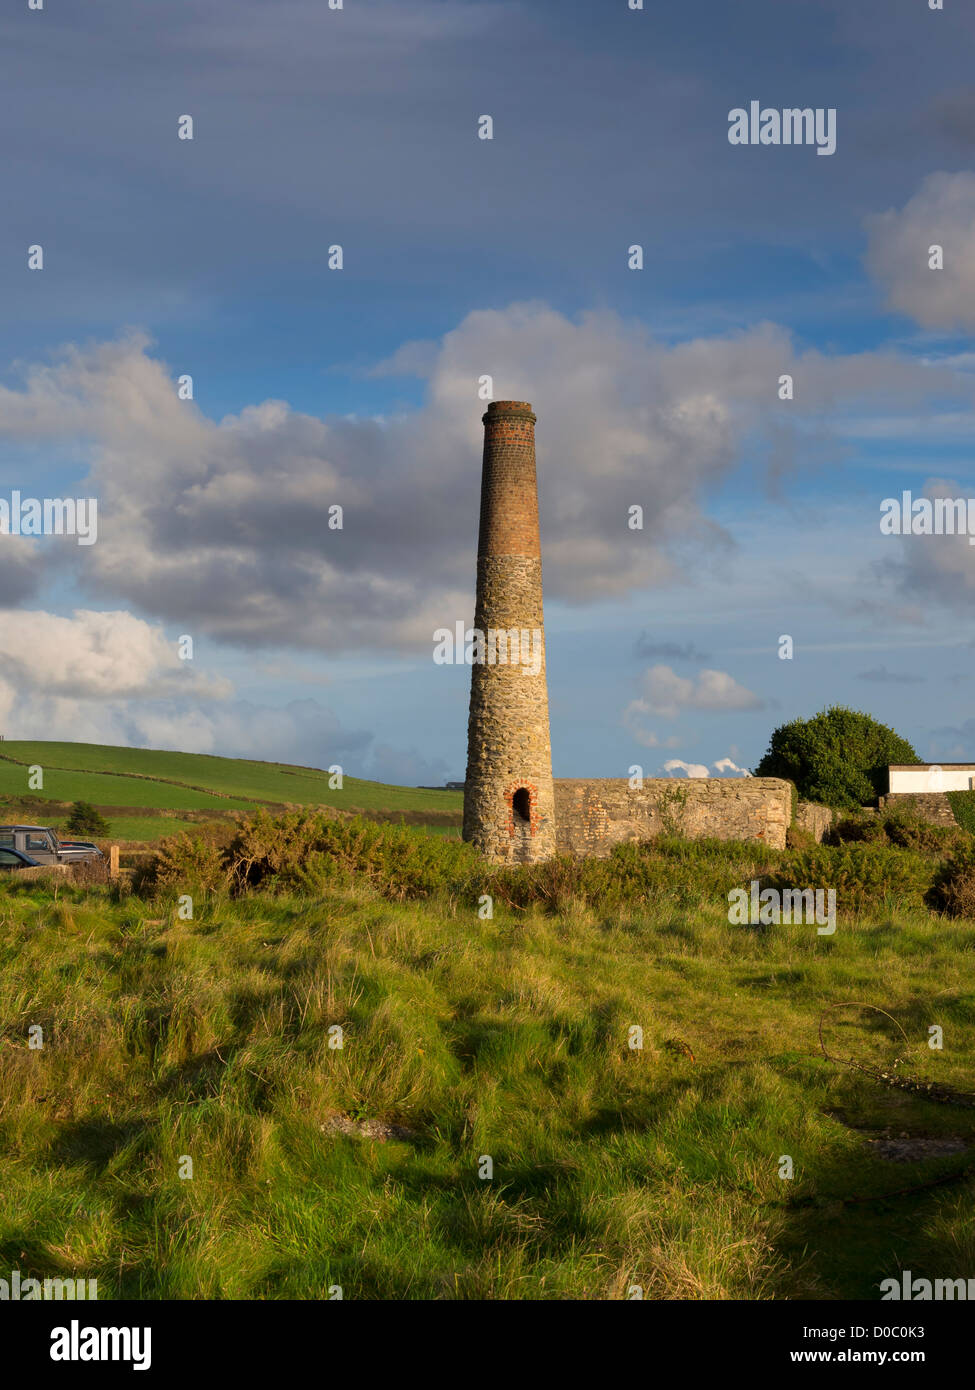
[[1, 0, 974, 785]]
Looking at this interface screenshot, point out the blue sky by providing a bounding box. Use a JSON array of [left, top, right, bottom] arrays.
[[1, 0, 974, 784]]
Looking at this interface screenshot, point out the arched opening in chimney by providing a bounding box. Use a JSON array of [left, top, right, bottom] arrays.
[[512, 787, 532, 823]]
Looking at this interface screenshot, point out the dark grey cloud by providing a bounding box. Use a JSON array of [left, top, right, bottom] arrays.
[[633, 634, 711, 663], [857, 665, 925, 685]]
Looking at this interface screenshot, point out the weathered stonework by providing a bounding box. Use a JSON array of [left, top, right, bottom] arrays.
[[463, 402, 556, 863], [462, 400, 794, 863], [553, 778, 792, 855], [879, 792, 959, 827], [795, 800, 835, 842]]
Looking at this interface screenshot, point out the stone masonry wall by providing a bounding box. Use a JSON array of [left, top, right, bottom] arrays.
[[553, 778, 792, 856], [795, 801, 835, 842], [879, 792, 959, 827]]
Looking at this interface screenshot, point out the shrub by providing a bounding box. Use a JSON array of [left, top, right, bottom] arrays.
[[946, 790, 975, 837], [226, 808, 479, 900], [928, 841, 975, 919], [828, 806, 967, 855], [148, 831, 232, 894], [880, 806, 967, 855], [764, 842, 934, 913], [65, 801, 110, 837], [827, 812, 887, 845], [140, 808, 957, 924], [143, 809, 481, 903], [754, 706, 920, 810], [485, 838, 778, 915], [66, 855, 111, 887]]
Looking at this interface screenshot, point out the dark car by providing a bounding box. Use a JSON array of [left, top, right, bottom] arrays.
[[0, 846, 42, 871]]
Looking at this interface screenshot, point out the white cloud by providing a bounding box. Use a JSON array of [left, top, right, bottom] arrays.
[[713, 757, 753, 776], [865, 172, 975, 329], [0, 611, 445, 785], [0, 609, 230, 705], [635, 664, 764, 720], [662, 759, 710, 779], [621, 698, 682, 749]]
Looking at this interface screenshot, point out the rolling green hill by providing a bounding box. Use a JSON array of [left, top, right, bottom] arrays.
[[0, 741, 462, 840]]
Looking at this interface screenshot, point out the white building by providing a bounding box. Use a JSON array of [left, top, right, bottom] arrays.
[[888, 764, 975, 793]]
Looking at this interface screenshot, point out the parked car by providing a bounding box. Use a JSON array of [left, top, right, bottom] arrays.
[[0, 826, 104, 866], [0, 846, 43, 871]]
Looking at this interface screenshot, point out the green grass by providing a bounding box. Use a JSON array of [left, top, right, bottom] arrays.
[[1, 852, 973, 1300], [0, 741, 463, 815], [71, 816, 229, 845], [0, 760, 254, 812]]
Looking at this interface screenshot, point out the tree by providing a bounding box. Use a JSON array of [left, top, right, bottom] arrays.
[[65, 801, 110, 837], [754, 706, 921, 810]]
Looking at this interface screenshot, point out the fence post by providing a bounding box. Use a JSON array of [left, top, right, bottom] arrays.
[[109, 844, 120, 881]]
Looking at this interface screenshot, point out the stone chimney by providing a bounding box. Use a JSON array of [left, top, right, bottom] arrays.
[[462, 401, 556, 863]]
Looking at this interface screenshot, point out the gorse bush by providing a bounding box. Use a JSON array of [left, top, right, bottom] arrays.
[[881, 807, 968, 855], [754, 706, 920, 810], [146, 815, 781, 916], [946, 790, 975, 837], [828, 813, 888, 846], [764, 843, 934, 913], [828, 806, 968, 855], [144, 808, 967, 923], [147, 831, 232, 894], [928, 841, 975, 919], [146, 809, 481, 902]]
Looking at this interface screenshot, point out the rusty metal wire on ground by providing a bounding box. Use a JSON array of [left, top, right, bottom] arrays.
[[818, 1002, 975, 1109]]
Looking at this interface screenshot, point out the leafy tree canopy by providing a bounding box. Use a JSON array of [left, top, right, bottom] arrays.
[[754, 706, 920, 810]]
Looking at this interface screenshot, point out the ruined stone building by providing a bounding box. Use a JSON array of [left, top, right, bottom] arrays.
[[462, 401, 792, 864]]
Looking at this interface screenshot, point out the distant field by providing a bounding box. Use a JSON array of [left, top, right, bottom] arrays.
[[58, 816, 221, 845], [0, 742, 463, 832], [0, 759, 254, 811]]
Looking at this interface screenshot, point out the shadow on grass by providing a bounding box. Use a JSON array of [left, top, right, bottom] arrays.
[[770, 1111, 975, 1299], [46, 1117, 146, 1174]]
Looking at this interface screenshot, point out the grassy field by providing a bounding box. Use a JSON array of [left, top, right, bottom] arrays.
[[57, 816, 220, 845], [1, 828, 973, 1301], [0, 741, 463, 836]]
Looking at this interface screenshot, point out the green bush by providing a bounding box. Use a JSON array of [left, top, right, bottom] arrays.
[[764, 842, 934, 913], [946, 790, 975, 836], [754, 706, 920, 810], [928, 841, 975, 918], [827, 812, 887, 845], [785, 824, 817, 850], [880, 806, 967, 855], [828, 805, 967, 855], [145, 808, 480, 902], [142, 808, 956, 923], [148, 831, 231, 894]]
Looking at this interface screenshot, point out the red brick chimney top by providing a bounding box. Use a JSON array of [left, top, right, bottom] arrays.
[[483, 400, 536, 424]]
